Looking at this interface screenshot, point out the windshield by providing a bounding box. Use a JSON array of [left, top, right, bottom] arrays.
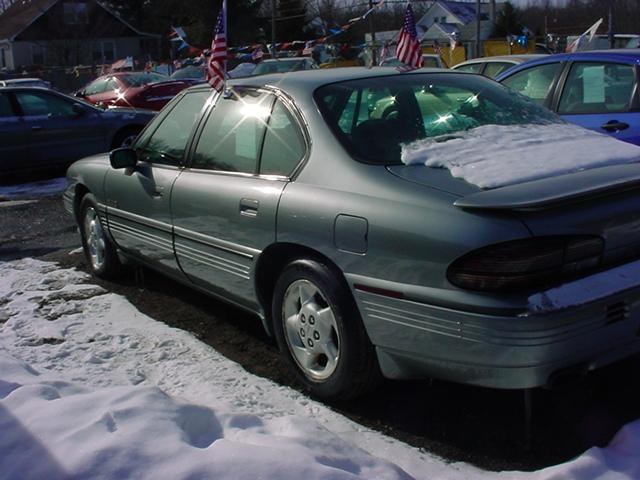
[[170, 66, 204, 80], [314, 73, 561, 165], [120, 73, 167, 87], [252, 60, 305, 76]]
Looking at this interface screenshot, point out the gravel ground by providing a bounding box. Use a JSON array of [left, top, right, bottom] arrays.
[[2, 192, 640, 472]]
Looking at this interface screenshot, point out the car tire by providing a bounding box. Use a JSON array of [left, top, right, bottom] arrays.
[[272, 259, 380, 400], [79, 194, 122, 279], [111, 127, 141, 150]]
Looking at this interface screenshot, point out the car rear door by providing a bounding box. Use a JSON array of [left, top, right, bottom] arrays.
[[14, 90, 106, 169], [0, 91, 28, 175], [103, 90, 212, 273], [171, 89, 307, 310], [555, 61, 640, 145]]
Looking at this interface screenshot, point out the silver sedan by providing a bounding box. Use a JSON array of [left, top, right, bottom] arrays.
[[65, 68, 640, 400]]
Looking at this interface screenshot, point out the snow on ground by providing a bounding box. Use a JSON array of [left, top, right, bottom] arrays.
[[401, 124, 640, 189], [1, 258, 639, 480], [0, 177, 67, 201]]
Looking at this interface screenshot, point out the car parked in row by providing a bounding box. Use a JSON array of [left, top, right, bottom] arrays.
[[1, 86, 154, 176], [0, 77, 52, 89], [497, 49, 640, 145], [75, 72, 191, 111], [452, 54, 546, 78], [250, 58, 318, 76], [380, 54, 445, 69], [66, 69, 640, 400]]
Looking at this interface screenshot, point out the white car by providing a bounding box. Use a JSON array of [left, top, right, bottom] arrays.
[[0, 77, 51, 89]]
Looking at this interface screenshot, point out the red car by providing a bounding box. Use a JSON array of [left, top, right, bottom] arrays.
[[76, 72, 191, 111]]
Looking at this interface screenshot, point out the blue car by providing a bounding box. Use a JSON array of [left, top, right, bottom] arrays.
[[496, 50, 640, 145]]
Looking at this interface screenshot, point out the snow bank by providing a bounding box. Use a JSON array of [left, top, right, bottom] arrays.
[[0, 177, 67, 201], [401, 124, 640, 189], [1, 258, 640, 479]]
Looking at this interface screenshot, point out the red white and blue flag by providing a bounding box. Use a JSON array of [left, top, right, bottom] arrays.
[[206, 3, 227, 92], [396, 3, 423, 71]]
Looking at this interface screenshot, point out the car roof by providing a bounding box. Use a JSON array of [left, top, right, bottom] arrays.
[[262, 57, 308, 63], [455, 54, 546, 66], [186, 67, 462, 94], [0, 85, 53, 92], [2, 77, 45, 83]]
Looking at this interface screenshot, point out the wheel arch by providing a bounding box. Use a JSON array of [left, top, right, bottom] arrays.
[[73, 183, 91, 223], [254, 243, 352, 337]]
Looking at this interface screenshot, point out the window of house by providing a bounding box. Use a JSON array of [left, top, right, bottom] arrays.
[[31, 44, 45, 65], [0, 48, 5, 69], [63, 2, 88, 25]]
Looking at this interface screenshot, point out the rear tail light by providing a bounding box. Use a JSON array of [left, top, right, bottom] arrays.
[[447, 236, 604, 291]]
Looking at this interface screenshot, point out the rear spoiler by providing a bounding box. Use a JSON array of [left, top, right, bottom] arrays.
[[454, 164, 640, 211]]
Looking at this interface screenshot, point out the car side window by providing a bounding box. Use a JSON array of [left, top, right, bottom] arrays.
[[454, 63, 482, 74], [191, 90, 274, 173], [483, 62, 513, 79], [138, 90, 210, 166], [501, 63, 562, 105], [84, 78, 109, 95], [558, 62, 635, 114], [0, 93, 14, 117], [105, 78, 119, 91], [260, 100, 305, 176], [16, 92, 75, 117]]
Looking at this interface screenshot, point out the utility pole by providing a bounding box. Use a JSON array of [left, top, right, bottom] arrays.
[[368, 0, 377, 65], [608, 0, 615, 49], [271, 0, 276, 52], [475, 0, 481, 58]]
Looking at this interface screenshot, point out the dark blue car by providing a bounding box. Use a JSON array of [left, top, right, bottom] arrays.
[[0, 87, 156, 178], [496, 50, 640, 145]]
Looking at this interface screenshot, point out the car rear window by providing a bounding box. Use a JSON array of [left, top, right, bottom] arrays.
[[314, 73, 560, 165]]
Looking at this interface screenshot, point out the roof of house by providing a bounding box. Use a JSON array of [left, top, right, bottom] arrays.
[[439, 1, 478, 25], [0, 0, 57, 40], [0, 0, 157, 41]]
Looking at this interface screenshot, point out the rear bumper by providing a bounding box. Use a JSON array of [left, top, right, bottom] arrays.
[[350, 277, 640, 389]]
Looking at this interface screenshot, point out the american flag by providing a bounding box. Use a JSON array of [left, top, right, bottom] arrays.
[[206, 4, 227, 92], [396, 4, 423, 70]]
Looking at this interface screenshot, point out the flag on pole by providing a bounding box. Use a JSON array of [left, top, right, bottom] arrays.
[[566, 18, 603, 52], [206, 4, 227, 91], [396, 4, 423, 70]]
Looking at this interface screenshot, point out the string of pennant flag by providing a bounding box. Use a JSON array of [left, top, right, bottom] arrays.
[[168, 0, 387, 59]]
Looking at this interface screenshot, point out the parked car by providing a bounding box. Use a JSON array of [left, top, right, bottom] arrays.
[[1, 86, 155, 176], [66, 69, 640, 400], [251, 58, 318, 76], [169, 65, 206, 84], [452, 54, 546, 78], [0, 77, 52, 89], [380, 54, 445, 69], [496, 50, 640, 145], [75, 72, 191, 111]]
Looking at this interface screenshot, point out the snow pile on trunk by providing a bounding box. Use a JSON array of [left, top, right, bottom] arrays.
[[528, 258, 640, 313], [401, 124, 640, 189], [1, 258, 640, 479]]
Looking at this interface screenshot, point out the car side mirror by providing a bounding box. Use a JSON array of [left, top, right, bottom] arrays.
[[110, 147, 137, 169]]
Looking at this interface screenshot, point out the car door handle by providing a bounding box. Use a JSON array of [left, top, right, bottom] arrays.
[[239, 198, 259, 217], [601, 121, 629, 132]]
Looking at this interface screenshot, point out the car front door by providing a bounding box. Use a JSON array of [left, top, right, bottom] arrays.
[[556, 61, 640, 145], [171, 90, 307, 310], [500, 62, 564, 107], [103, 90, 212, 272], [0, 91, 28, 176], [14, 90, 106, 169]]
